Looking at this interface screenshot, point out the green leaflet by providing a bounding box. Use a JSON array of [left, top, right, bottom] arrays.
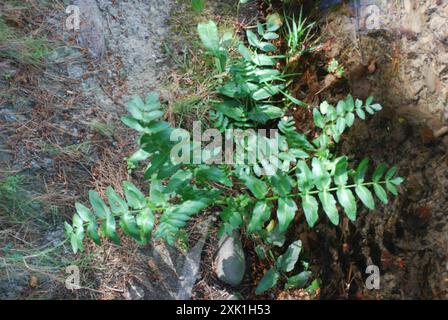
[[212, 100, 246, 121], [266, 12, 283, 32], [372, 164, 387, 182], [220, 206, 243, 236], [75, 202, 94, 223], [269, 173, 292, 197], [263, 32, 279, 40], [355, 158, 369, 184], [336, 187, 357, 221], [312, 158, 331, 191], [281, 90, 308, 107], [106, 187, 127, 215], [144, 150, 172, 179], [194, 166, 233, 187], [313, 108, 325, 128], [156, 199, 212, 244], [191, 0, 205, 12], [386, 181, 398, 196], [123, 181, 146, 209], [248, 105, 284, 124], [70, 214, 84, 253], [239, 173, 268, 199], [102, 215, 120, 245], [248, 201, 272, 234], [197, 21, 220, 55], [266, 225, 286, 247], [251, 69, 281, 82], [120, 211, 140, 240], [277, 240, 302, 272], [318, 190, 339, 225], [390, 177, 404, 186], [334, 156, 348, 186], [285, 271, 312, 289], [126, 149, 150, 170], [127, 96, 144, 120], [246, 30, 277, 52], [336, 117, 346, 135], [121, 116, 145, 132], [301, 194, 319, 227], [356, 107, 366, 120], [149, 179, 167, 207], [252, 84, 283, 101], [165, 170, 193, 193], [345, 94, 355, 112], [355, 185, 375, 209], [137, 207, 155, 243], [277, 198, 297, 233], [373, 183, 388, 204], [252, 54, 276, 66], [296, 160, 314, 192], [88, 190, 110, 219], [345, 112, 355, 127], [246, 30, 259, 47], [238, 43, 253, 61], [255, 267, 280, 295], [87, 221, 101, 245], [385, 166, 397, 180]]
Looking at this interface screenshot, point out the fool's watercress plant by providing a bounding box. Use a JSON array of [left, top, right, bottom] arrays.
[[66, 15, 404, 295]]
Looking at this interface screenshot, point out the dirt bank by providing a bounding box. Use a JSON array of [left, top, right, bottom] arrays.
[[307, 0, 448, 299]]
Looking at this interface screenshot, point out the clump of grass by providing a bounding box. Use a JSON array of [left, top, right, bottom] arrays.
[[165, 0, 242, 128], [0, 174, 95, 299], [0, 17, 49, 66]]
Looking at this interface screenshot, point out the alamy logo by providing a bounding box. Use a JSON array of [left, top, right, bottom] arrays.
[[355, 0, 422, 32], [65, 5, 80, 31], [65, 265, 80, 290], [169, 122, 285, 176], [365, 265, 380, 290]]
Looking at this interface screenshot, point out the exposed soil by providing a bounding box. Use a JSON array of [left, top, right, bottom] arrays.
[[298, 0, 448, 299]]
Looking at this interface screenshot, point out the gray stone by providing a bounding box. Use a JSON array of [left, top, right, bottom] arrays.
[[227, 293, 243, 300], [176, 217, 212, 300], [74, 0, 105, 59], [123, 279, 145, 300], [215, 230, 245, 286]]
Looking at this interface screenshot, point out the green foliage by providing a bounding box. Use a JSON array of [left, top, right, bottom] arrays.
[[312, 95, 382, 149], [191, 0, 205, 12], [0, 16, 49, 66], [67, 10, 404, 296], [283, 8, 316, 61], [327, 58, 345, 77], [255, 240, 311, 294], [197, 17, 300, 132]]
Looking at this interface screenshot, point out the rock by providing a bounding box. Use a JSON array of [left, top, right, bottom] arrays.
[[215, 230, 245, 286], [0, 135, 12, 163], [176, 217, 212, 300], [123, 279, 145, 300], [74, 0, 105, 59], [227, 293, 243, 300]]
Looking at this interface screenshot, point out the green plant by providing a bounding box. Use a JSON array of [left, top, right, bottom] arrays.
[[0, 16, 49, 66], [66, 14, 404, 295], [283, 9, 316, 64], [191, 0, 205, 12], [327, 58, 345, 78], [255, 240, 312, 294]]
